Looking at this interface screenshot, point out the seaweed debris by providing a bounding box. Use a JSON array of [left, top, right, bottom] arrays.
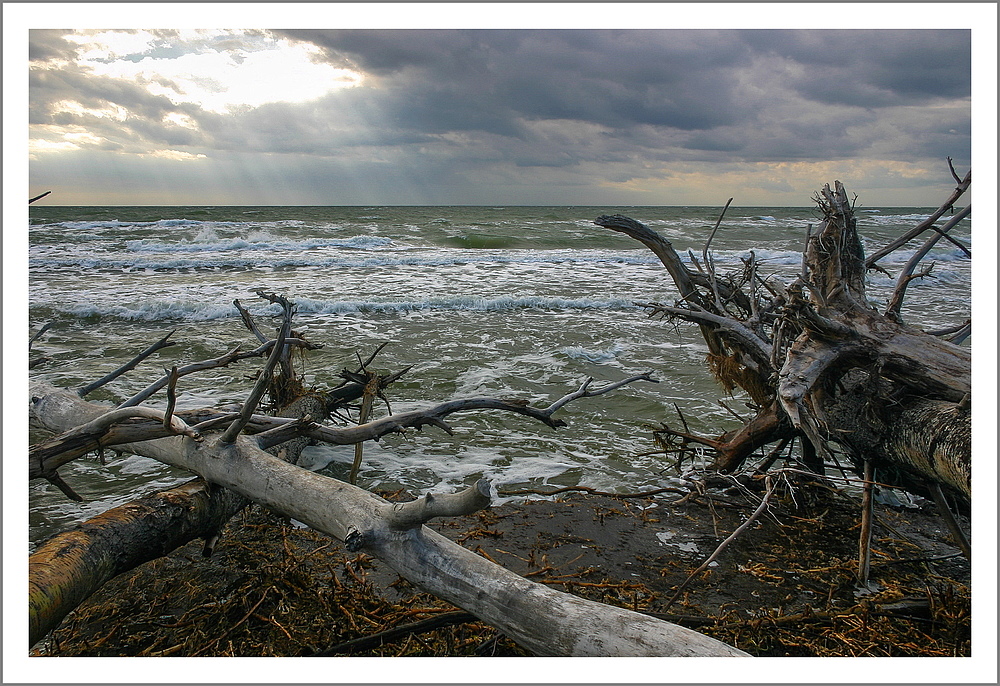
[[32, 483, 969, 657]]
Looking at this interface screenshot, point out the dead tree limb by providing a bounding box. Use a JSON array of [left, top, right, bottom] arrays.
[[865, 168, 971, 267], [76, 330, 177, 398], [28, 379, 747, 656]]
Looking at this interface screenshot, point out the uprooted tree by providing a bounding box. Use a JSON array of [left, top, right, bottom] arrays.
[[595, 166, 972, 564], [27, 171, 970, 657]]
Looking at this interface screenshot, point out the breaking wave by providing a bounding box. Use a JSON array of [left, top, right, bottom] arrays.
[[55, 295, 642, 322]]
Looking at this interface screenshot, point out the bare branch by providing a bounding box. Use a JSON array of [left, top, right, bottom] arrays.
[[297, 374, 659, 446], [858, 460, 874, 583], [866, 167, 971, 267], [233, 298, 268, 344], [254, 414, 320, 451], [115, 340, 299, 408], [947, 156, 962, 185], [702, 198, 734, 312], [884, 206, 971, 321], [641, 302, 773, 367], [162, 366, 180, 431], [924, 319, 971, 337], [947, 321, 971, 345], [30, 406, 201, 483], [118, 345, 237, 407], [596, 214, 704, 306], [350, 373, 381, 484], [544, 373, 658, 414], [219, 299, 293, 443], [77, 330, 177, 398], [29, 322, 54, 350]]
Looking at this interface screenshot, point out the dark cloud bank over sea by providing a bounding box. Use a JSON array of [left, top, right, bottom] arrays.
[[29, 28, 971, 205]]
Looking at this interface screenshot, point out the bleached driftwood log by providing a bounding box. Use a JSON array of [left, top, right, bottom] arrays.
[[28, 379, 748, 657]]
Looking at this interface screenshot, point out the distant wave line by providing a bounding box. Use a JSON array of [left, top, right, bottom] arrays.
[[29, 242, 970, 274]]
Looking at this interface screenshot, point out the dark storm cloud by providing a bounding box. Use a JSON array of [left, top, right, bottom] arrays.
[[27, 27, 974, 204], [269, 28, 970, 166], [738, 29, 971, 106], [279, 29, 755, 133]]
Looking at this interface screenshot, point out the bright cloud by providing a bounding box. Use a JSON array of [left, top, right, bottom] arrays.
[[60, 29, 363, 113]]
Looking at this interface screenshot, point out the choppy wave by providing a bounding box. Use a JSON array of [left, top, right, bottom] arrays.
[[560, 342, 628, 363], [54, 295, 642, 322], [29, 249, 668, 272], [27, 203, 973, 541]]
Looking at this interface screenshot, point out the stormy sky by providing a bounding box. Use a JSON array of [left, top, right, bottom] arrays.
[[20, 10, 983, 206]]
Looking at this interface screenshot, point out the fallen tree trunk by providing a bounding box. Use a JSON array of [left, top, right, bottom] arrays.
[[29, 478, 247, 643], [28, 392, 333, 642], [28, 379, 748, 656]]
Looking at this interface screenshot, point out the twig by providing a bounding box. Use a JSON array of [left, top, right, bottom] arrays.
[[662, 475, 775, 612], [672, 403, 690, 434], [162, 367, 180, 432], [873, 552, 964, 567], [717, 400, 746, 423], [702, 198, 734, 312], [929, 483, 971, 560], [497, 485, 687, 499], [308, 611, 478, 656], [858, 460, 874, 584], [190, 587, 273, 657]]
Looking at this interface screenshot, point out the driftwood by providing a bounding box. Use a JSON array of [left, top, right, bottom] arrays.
[[28, 288, 746, 655], [595, 173, 972, 562], [28, 378, 746, 657]]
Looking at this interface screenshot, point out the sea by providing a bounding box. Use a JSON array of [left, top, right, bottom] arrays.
[[26, 204, 972, 544]]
